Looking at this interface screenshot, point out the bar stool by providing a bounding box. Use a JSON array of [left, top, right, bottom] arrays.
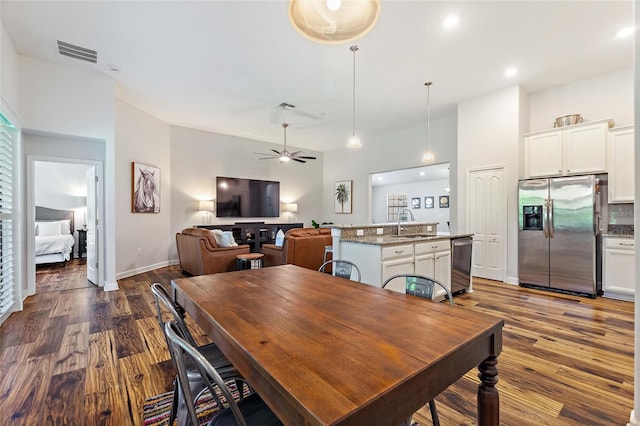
[[323, 245, 333, 263], [236, 253, 264, 270]]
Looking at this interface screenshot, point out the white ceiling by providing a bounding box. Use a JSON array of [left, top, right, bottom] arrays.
[[1, 1, 633, 152]]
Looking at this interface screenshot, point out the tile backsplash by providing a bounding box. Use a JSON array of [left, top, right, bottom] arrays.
[[607, 203, 634, 235]]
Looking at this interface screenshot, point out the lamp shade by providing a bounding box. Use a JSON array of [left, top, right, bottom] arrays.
[[282, 203, 298, 213], [199, 200, 214, 211], [289, 0, 381, 45]]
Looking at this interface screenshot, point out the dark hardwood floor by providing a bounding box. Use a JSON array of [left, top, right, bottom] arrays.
[[0, 261, 633, 425]]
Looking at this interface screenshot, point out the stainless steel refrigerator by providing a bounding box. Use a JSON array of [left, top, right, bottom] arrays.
[[518, 175, 605, 297]]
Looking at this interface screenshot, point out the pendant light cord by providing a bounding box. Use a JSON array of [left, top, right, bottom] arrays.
[[425, 81, 432, 152], [351, 45, 359, 137]]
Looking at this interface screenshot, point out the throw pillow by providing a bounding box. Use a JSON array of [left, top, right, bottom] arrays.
[[38, 221, 62, 236], [275, 229, 285, 246], [220, 231, 238, 247]]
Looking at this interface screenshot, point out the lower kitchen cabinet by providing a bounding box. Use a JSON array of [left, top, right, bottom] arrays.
[[603, 237, 635, 301]]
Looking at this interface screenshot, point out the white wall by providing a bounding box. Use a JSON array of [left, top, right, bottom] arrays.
[[115, 100, 172, 277], [169, 125, 324, 260], [371, 178, 450, 227], [1, 25, 19, 111], [17, 55, 117, 288], [457, 85, 523, 284], [322, 113, 458, 226], [529, 67, 633, 130]]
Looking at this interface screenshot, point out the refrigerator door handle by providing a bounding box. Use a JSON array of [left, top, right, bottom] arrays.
[[543, 199, 549, 238], [548, 199, 554, 238]]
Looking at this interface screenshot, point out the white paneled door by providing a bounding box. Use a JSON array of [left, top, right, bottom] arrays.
[[86, 167, 98, 284], [467, 167, 506, 281]]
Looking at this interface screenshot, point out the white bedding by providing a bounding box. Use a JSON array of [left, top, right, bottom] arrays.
[[35, 234, 75, 261]]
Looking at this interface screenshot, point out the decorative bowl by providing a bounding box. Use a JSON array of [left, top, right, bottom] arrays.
[[554, 114, 583, 127]]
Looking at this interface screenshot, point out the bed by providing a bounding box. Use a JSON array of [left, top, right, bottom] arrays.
[[35, 206, 75, 266]]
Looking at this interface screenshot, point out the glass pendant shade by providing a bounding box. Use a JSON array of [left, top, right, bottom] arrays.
[[347, 135, 362, 148], [289, 0, 381, 45], [422, 151, 435, 162]]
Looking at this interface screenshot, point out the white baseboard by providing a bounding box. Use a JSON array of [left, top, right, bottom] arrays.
[[103, 281, 119, 291], [505, 276, 519, 285], [116, 260, 176, 280]]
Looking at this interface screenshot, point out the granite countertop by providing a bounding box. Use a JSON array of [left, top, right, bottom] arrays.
[[602, 233, 634, 239], [341, 233, 473, 246]]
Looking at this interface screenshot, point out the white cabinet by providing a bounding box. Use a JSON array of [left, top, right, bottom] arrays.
[[608, 126, 634, 203], [381, 244, 414, 282], [603, 237, 635, 301], [524, 119, 611, 178], [340, 238, 451, 301], [415, 240, 451, 300]]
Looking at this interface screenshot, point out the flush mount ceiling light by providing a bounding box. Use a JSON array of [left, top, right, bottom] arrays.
[[422, 82, 435, 162], [347, 45, 362, 149], [288, 0, 381, 45]]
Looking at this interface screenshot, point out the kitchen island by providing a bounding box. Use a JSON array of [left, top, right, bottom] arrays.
[[329, 224, 473, 298]]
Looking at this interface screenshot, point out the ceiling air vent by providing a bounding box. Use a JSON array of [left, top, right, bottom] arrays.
[[57, 40, 97, 63]]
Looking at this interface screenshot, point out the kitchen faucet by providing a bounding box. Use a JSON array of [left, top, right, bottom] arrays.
[[397, 208, 415, 236]]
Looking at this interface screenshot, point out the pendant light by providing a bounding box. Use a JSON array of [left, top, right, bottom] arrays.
[[422, 81, 434, 162], [347, 45, 362, 149]]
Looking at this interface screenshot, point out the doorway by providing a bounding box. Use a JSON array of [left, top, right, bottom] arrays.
[[27, 155, 105, 297]]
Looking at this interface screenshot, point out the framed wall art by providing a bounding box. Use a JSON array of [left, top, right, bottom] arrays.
[[424, 196, 434, 209], [439, 195, 449, 209], [411, 197, 421, 209], [132, 162, 160, 213], [335, 180, 352, 214]]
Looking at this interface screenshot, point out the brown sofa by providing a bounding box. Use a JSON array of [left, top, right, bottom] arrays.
[[176, 228, 250, 275], [262, 227, 332, 271]]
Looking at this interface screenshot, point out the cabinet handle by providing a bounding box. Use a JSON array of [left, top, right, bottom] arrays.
[[619, 242, 634, 247], [395, 250, 404, 254]]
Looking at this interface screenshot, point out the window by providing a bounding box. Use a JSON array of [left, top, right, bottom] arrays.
[[0, 114, 15, 320]]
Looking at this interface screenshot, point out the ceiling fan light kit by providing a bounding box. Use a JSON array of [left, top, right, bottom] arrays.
[[254, 122, 317, 164], [288, 0, 381, 45]]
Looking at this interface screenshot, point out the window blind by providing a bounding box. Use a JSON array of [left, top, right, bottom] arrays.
[[0, 116, 15, 318]]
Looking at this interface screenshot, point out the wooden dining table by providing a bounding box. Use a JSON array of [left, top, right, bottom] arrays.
[[172, 264, 504, 426]]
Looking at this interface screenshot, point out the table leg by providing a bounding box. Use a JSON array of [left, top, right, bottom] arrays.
[[477, 355, 499, 426]]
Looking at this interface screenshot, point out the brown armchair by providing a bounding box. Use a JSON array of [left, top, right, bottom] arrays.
[[262, 227, 332, 271], [176, 228, 250, 275]]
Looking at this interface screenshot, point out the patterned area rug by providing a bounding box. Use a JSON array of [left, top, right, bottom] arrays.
[[143, 381, 249, 426]]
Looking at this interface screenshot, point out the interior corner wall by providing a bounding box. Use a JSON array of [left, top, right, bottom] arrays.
[[457, 85, 521, 284], [169, 125, 324, 261], [321, 113, 458, 227], [1, 24, 19, 111], [115, 100, 171, 278], [16, 54, 117, 287]]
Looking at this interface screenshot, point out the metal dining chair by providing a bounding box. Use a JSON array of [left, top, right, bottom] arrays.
[[382, 274, 454, 426], [150, 283, 241, 425], [318, 259, 362, 282], [164, 320, 283, 426]]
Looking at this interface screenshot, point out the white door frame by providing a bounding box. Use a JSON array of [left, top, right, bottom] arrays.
[[465, 165, 507, 283], [26, 155, 105, 295]]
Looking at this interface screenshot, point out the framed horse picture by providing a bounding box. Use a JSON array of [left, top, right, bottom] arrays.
[[132, 162, 160, 213]]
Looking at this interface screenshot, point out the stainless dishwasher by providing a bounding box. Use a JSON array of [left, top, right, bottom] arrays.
[[450, 235, 473, 295]]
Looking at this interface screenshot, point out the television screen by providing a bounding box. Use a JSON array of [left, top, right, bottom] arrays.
[[216, 176, 280, 218]]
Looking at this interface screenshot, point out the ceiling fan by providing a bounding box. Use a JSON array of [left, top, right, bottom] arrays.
[[254, 122, 317, 164]]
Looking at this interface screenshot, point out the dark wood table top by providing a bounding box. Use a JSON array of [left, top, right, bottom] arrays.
[[172, 264, 504, 425]]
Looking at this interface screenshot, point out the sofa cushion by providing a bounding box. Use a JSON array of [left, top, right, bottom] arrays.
[[210, 229, 238, 247], [275, 229, 285, 246]]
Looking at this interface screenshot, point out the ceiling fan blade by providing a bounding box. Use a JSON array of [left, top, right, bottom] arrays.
[[271, 149, 282, 155], [253, 152, 278, 156], [289, 151, 303, 156], [296, 156, 317, 160], [291, 158, 306, 163], [258, 157, 278, 160]]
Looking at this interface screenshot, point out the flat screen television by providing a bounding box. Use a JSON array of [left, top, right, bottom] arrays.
[[216, 176, 280, 218]]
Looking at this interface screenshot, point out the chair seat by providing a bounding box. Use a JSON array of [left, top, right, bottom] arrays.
[[208, 393, 283, 426]]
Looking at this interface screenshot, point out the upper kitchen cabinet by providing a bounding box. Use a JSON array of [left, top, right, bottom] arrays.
[[524, 119, 612, 178], [608, 125, 634, 203]]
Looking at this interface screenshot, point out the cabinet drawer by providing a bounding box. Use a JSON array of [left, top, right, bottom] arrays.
[[415, 239, 450, 254], [382, 244, 414, 260], [605, 238, 635, 250]]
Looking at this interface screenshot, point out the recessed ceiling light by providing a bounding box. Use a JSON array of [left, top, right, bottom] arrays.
[[504, 67, 518, 77], [420, 171, 425, 176], [443, 15, 459, 29], [616, 26, 634, 38]]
